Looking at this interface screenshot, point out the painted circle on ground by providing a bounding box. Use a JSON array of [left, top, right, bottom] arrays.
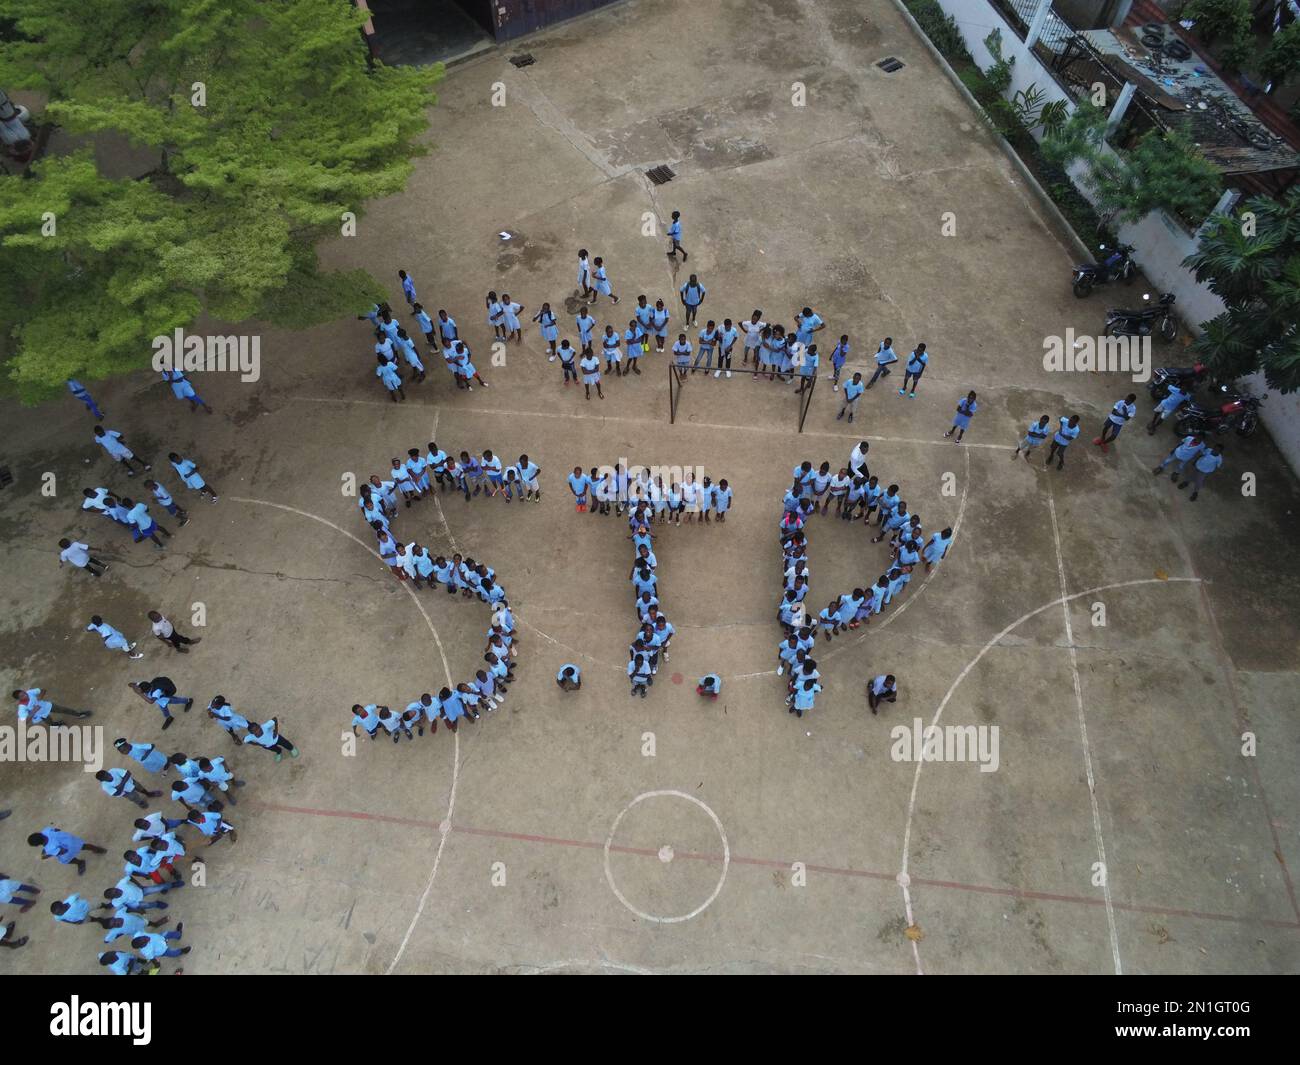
[[603, 790, 729, 924]]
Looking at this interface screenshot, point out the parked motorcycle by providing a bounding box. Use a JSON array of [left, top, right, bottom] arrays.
[[1072, 243, 1137, 298], [1173, 384, 1263, 438], [1104, 292, 1178, 342], [1147, 362, 1208, 403]]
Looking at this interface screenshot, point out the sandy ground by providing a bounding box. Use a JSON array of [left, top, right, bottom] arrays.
[[1, 0, 1297, 975]]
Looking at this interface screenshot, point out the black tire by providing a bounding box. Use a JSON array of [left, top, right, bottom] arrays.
[[1159, 316, 1178, 342], [1073, 278, 1093, 298], [1122, 265, 1136, 285], [1174, 415, 1197, 437], [1235, 413, 1257, 437]]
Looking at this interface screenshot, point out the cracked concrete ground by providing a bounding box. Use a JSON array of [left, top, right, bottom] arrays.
[[1, 0, 1297, 975]]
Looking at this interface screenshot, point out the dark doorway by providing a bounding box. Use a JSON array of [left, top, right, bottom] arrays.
[[366, 0, 495, 66]]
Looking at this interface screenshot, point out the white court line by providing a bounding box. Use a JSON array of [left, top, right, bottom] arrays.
[[896, 575, 1200, 975], [228, 496, 460, 975], [1046, 484, 1121, 975], [290, 394, 1015, 450]]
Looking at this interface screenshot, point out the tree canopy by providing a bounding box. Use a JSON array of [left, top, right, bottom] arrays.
[[1042, 103, 1222, 228], [1184, 188, 1300, 394], [0, 0, 441, 401]]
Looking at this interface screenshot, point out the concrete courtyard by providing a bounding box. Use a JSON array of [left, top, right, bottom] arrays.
[[1, 0, 1297, 975]]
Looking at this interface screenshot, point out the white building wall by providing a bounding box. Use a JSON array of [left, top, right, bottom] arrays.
[[931, 0, 1300, 473]]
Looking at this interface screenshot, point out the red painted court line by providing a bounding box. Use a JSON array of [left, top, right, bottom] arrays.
[[252, 801, 1300, 930]]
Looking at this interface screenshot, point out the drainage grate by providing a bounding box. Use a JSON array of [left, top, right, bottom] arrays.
[[876, 57, 905, 73], [646, 165, 676, 186], [0, 466, 12, 489], [509, 53, 535, 68]]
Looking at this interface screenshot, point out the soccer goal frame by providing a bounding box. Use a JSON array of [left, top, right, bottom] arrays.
[[668, 361, 818, 433]]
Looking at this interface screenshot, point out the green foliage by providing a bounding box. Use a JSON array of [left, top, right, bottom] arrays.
[[1175, 0, 1251, 45], [904, 0, 971, 64], [0, 0, 442, 401], [982, 29, 1015, 95], [1103, 128, 1222, 225], [1007, 84, 1070, 138], [1184, 189, 1300, 393], [1042, 105, 1220, 226], [1260, 21, 1300, 92]]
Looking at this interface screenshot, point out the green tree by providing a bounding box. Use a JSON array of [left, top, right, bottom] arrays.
[[1043, 105, 1221, 226], [1175, 0, 1251, 46], [1261, 21, 1300, 94], [1183, 188, 1300, 393], [0, 0, 440, 401]]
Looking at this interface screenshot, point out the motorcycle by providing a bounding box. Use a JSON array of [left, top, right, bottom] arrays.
[[1104, 292, 1178, 343], [1173, 384, 1263, 438], [1147, 362, 1208, 403], [1072, 243, 1137, 298]]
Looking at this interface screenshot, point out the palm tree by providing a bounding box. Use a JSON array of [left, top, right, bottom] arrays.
[[1183, 188, 1300, 393]]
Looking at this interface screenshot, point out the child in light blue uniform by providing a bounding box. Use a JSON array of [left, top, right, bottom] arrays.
[[795, 307, 824, 346], [376, 356, 405, 402], [601, 326, 623, 375], [829, 335, 849, 390], [590, 258, 619, 305], [557, 664, 582, 691], [697, 674, 722, 700], [623, 320, 644, 375], [86, 617, 141, 658], [557, 339, 579, 385], [651, 300, 671, 352], [438, 310, 458, 345], [944, 390, 977, 442], [714, 479, 733, 522], [162, 369, 212, 413], [1046, 415, 1081, 470], [1182, 444, 1222, 501], [1147, 385, 1189, 434], [899, 344, 928, 398], [923, 528, 954, 572], [695, 321, 718, 371], [500, 294, 524, 342], [486, 291, 506, 339], [672, 334, 692, 379], [67, 378, 104, 420], [716, 319, 739, 378], [533, 303, 559, 359], [838, 372, 865, 422], [567, 467, 591, 511], [667, 211, 687, 261], [679, 275, 706, 325], [412, 303, 437, 349], [1014, 415, 1051, 459], [867, 337, 897, 388], [1154, 434, 1204, 480], [575, 309, 597, 352], [395, 329, 425, 382]]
